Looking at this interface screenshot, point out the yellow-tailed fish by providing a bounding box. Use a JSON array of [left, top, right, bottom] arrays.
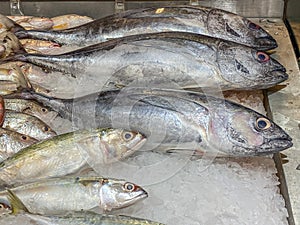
[[0, 128, 146, 187], [0, 176, 148, 214]]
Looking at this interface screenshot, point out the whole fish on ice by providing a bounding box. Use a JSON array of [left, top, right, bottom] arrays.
[[0, 128, 146, 186], [3, 32, 287, 97], [6, 5, 277, 50], [0, 176, 147, 214], [4, 98, 58, 123], [0, 211, 164, 225], [13, 88, 293, 157], [0, 128, 37, 162], [2, 111, 56, 141]]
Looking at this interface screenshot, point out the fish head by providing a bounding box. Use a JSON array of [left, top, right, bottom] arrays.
[[216, 42, 288, 90], [34, 123, 56, 140], [99, 128, 146, 163], [99, 178, 148, 211], [7, 130, 37, 147], [208, 102, 293, 156], [21, 100, 58, 122], [207, 9, 277, 50]]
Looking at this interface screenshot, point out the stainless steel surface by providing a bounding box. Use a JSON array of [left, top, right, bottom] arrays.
[[287, 0, 300, 20], [0, 1, 284, 18]]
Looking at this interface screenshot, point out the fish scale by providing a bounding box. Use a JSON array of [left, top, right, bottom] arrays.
[[13, 88, 293, 157], [10, 5, 277, 50], [3, 32, 288, 98], [0, 128, 146, 187]]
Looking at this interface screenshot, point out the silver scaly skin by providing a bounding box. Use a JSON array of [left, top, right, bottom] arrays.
[[0, 128, 146, 187], [13, 88, 293, 157], [2, 111, 56, 141], [8, 5, 276, 50], [4, 98, 58, 123], [3, 32, 287, 96], [0, 128, 37, 162], [0, 177, 148, 215], [0, 211, 164, 225]]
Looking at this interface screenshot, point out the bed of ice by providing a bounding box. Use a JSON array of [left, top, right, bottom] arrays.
[[38, 90, 288, 225]]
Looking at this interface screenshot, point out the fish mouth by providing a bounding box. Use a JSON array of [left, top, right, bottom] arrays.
[[120, 137, 147, 159], [255, 138, 293, 155], [267, 69, 289, 83], [120, 191, 148, 209], [255, 36, 278, 51]]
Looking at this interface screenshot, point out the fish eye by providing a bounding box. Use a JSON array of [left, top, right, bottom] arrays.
[[248, 22, 260, 30], [21, 135, 28, 141], [122, 132, 134, 141], [124, 182, 135, 192], [0, 202, 11, 210], [43, 126, 50, 132], [256, 52, 270, 62], [256, 118, 271, 130], [41, 108, 48, 113]]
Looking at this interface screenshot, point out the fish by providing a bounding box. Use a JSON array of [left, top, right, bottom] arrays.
[[10, 5, 277, 50], [0, 95, 4, 126], [0, 128, 37, 162], [297, 164, 300, 170], [0, 81, 21, 96], [7, 16, 54, 31], [51, 14, 93, 30], [19, 39, 62, 54], [3, 32, 287, 96], [0, 176, 148, 214], [0, 211, 164, 225], [4, 98, 58, 123], [2, 111, 56, 140], [0, 62, 31, 89], [0, 31, 24, 59], [0, 128, 146, 187], [12, 88, 293, 157]]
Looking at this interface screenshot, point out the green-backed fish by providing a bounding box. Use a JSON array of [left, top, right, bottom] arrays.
[[0, 176, 148, 214], [0, 128, 146, 187], [0, 211, 164, 225]]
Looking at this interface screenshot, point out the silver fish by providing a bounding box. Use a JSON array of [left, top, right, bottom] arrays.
[[7, 16, 54, 31], [0, 31, 24, 59], [11, 5, 276, 50], [4, 98, 58, 124], [0, 128, 146, 187], [2, 111, 56, 141], [14, 88, 293, 157], [0, 128, 37, 162], [51, 14, 93, 30], [5, 32, 287, 95], [0, 176, 147, 214], [0, 95, 4, 126], [0, 212, 164, 225]]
